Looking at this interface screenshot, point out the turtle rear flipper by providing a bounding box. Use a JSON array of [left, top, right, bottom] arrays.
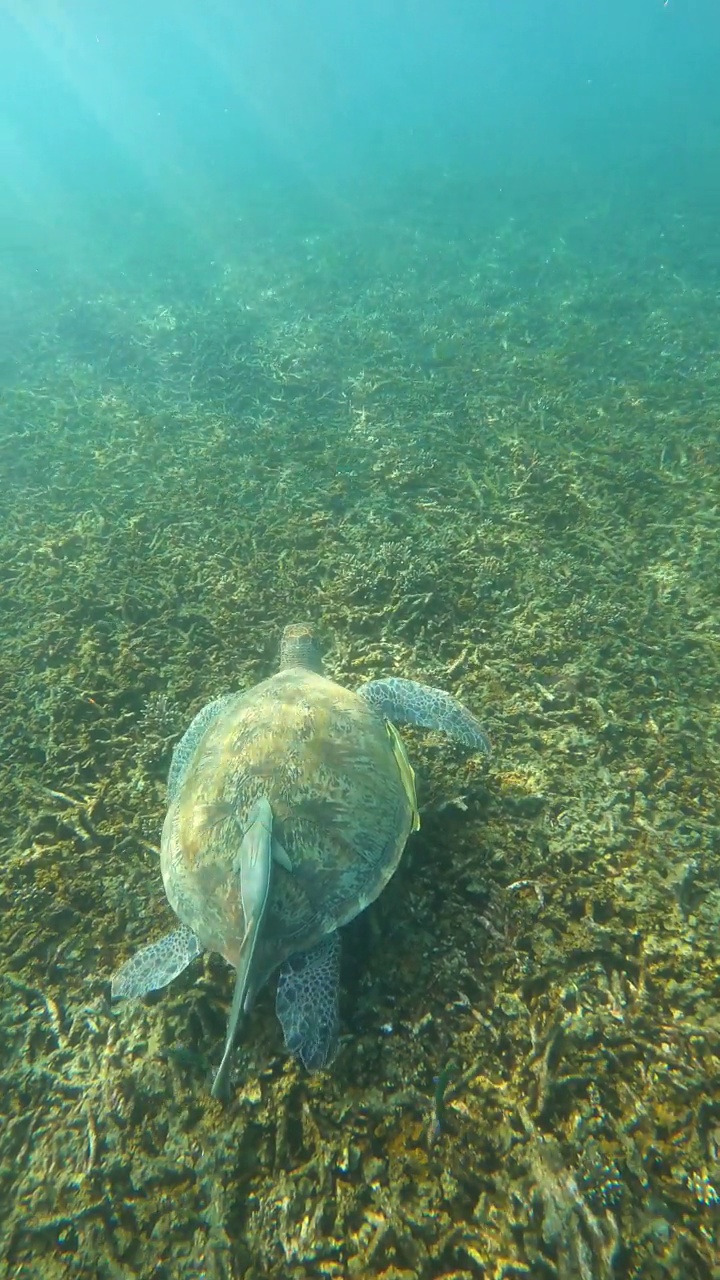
[[275, 931, 341, 1071], [358, 677, 491, 753], [111, 924, 203, 999]]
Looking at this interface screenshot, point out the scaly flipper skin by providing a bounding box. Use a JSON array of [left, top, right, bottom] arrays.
[[211, 796, 275, 1101], [167, 696, 233, 805], [275, 931, 341, 1070], [357, 677, 491, 754], [111, 924, 203, 999]]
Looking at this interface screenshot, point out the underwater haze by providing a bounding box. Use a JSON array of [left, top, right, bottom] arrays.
[[1, 3, 720, 1278]]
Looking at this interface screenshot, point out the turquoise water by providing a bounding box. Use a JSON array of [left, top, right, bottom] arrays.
[[1, 5, 719, 1278]]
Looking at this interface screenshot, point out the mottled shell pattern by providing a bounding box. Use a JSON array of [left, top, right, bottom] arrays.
[[160, 660, 419, 1001]]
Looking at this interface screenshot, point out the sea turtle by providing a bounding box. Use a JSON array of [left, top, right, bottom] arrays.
[[111, 623, 490, 1099]]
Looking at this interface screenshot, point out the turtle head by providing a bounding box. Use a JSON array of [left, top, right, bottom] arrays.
[[279, 624, 324, 674]]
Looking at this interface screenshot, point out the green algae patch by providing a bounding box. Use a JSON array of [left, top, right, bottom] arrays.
[[1, 181, 719, 1279]]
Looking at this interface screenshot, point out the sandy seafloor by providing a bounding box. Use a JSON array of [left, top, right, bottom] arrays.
[[0, 176, 719, 1280]]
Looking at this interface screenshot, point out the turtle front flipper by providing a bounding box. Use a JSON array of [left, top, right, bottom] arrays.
[[211, 796, 276, 1101], [357, 677, 491, 753], [111, 924, 204, 999], [275, 932, 341, 1071], [167, 695, 233, 804]]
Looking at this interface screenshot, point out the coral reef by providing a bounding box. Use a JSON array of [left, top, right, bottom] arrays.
[[1, 177, 719, 1278]]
